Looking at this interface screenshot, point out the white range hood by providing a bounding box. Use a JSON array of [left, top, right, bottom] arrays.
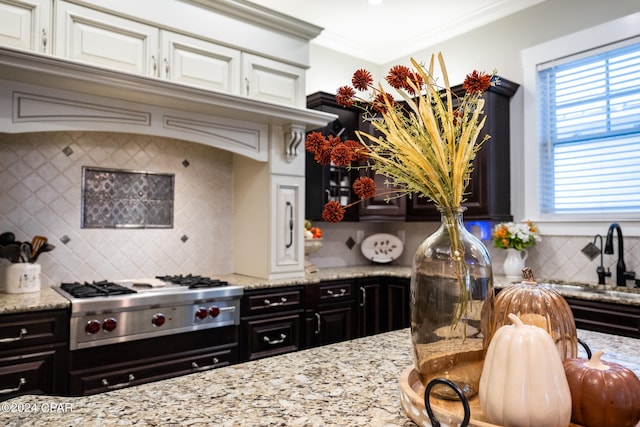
[[0, 47, 334, 162]]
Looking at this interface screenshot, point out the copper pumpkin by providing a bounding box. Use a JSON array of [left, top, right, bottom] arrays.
[[489, 267, 577, 360], [563, 350, 640, 427]]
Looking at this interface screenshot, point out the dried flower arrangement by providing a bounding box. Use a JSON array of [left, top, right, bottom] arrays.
[[304, 53, 497, 330], [304, 53, 497, 221]]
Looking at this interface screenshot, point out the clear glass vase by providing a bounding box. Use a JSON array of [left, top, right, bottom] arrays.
[[411, 207, 494, 400]]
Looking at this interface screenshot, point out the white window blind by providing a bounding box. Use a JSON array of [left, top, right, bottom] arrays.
[[537, 40, 640, 214]]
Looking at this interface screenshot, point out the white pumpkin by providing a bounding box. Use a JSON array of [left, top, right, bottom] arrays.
[[479, 313, 572, 427]]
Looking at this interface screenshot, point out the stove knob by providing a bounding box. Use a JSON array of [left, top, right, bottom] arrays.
[[195, 307, 208, 320], [152, 313, 166, 327], [208, 306, 221, 318], [85, 320, 101, 334], [102, 318, 117, 332]]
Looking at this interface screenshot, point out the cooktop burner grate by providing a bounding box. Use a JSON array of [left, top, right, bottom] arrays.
[[156, 274, 228, 289], [61, 280, 137, 298]]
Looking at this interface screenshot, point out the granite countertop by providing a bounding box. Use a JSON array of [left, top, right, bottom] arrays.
[[1, 266, 640, 314], [1, 327, 638, 427]]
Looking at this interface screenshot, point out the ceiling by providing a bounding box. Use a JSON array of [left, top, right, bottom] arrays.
[[250, 0, 546, 64]]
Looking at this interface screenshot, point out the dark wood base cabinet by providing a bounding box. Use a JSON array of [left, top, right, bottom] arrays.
[[305, 280, 357, 348], [67, 326, 238, 396], [565, 297, 640, 339], [240, 286, 304, 362], [0, 309, 68, 401]]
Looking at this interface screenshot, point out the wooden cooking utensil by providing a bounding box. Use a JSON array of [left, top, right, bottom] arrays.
[[31, 235, 48, 260]]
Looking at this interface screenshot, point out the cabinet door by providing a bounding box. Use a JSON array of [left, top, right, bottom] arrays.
[[358, 280, 383, 337], [55, 1, 158, 76], [161, 31, 241, 94], [357, 116, 406, 221], [0, 344, 65, 401], [313, 305, 355, 346], [0, 0, 50, 53], [305, 92, 361, 221], [271, 175, 304, 275], [242, 53, 305, 107], [387, 278, 410, 331]]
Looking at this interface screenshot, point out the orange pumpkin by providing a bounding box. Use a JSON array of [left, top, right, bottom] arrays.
[[490, 267, 578, 360], [563, 350, 640, 427]]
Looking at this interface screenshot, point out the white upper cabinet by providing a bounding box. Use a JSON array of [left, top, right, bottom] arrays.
[[0, 0, 51, 53], [54, 1, 158, 75], [242, 53, 305, 107], [161, 31, 241, 94], [48, 1, 304, 105]]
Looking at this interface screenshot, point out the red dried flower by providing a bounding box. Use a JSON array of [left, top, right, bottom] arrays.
[[314, 146, 332, 166], [305, 131, 327, 155], [326, 134, 342, 148], [386, 65, 411, 90], [336, 86, 356, 107], [372, 92, 394, 115], [344, 139, 369, 162], [330, 144, 354, 167], [353, 176, 376, 199], [463, 70, 492, 94], [322, 200, 345, 223], [405, 72, 424, 95], [352, 69, 373, 91]]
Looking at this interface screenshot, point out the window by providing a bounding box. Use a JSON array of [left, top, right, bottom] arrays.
[[521, 12, 640, 235], [537, 41, 640, 215]]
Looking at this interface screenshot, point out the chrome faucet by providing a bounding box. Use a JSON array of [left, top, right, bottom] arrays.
[[604, 223, 636, 286]]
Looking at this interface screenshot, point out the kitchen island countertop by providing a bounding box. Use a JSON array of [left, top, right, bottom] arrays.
[[1, 327, 638, 427]]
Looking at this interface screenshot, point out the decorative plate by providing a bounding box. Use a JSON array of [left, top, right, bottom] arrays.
[[361, 233, 404, 263]]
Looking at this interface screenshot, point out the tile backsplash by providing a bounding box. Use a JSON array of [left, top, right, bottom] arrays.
[[0, 131, 233, 286], [308, 221, 640, 285], [2, 130, 638, 288]]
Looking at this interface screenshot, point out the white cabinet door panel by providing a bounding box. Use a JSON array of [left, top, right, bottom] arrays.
[[0, 0, 50, 53], [271, 175, 304, 275], [243, 53, 305, 107], [55, 1, 158, 75], [162, 31, 240, 94]]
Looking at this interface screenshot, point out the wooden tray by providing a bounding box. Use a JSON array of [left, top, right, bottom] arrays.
[[399, 365, 589, 427]]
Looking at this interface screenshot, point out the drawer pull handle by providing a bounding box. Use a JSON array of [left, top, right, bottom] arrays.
[[263, 333, 286, 345], [327, 288, 346, 297], [0, 378, 26, 395], [360, 287, 366, 307], [0, 328, 27, 343], [315, 313, 321, 335], [101, 374, 135, 390], [191, 357, 220, 371], [264, 297, 287, 307]]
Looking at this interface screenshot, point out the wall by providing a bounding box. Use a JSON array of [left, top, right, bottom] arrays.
[[0, 131, 233, 286], [304, 0, 640, 284], [308, 220, 640, 285]]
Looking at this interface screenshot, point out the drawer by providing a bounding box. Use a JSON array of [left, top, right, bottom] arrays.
[[70, 347, 235, 396], [0, 310, 69, 351], [319, 282, 354, 302], [242, 287, 303, 316], [242, 313, 302, 361], [0, 345, 65, 401]]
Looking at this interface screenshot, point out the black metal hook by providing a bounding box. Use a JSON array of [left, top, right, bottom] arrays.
[[424, 378, 471, 427], [578, 337, 592, 359]]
